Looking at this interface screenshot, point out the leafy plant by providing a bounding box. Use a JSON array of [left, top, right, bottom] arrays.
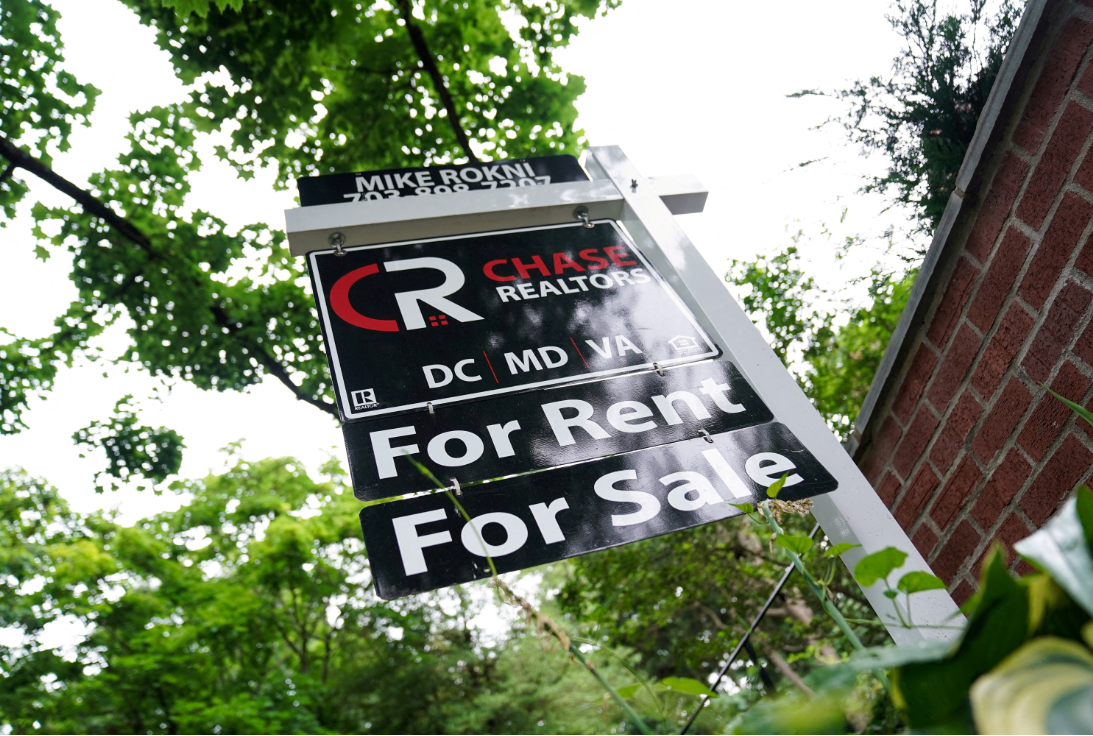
[[721, 486, 1093, 734]]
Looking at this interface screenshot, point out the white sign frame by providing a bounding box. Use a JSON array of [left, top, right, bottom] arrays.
[[284, 146, 964, 645]]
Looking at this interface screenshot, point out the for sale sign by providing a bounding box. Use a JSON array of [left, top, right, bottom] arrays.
[[360, 421, 838, 599], [307, 221, 719, 420]]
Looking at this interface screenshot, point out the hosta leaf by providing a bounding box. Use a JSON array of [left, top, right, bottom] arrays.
[[970, 637, 1093, 734]]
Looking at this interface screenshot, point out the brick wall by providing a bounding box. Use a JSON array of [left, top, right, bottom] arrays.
[[857, 5, 1093, 604]]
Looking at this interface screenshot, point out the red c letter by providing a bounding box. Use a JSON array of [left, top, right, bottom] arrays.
[[329, 264, 400, 332], [483, 259, 516, 282]]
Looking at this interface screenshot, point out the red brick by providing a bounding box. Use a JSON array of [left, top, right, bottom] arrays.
[[974, 516, 1032, 580], [876, 471, 901, 507], [1081, 60, 1093, 98], [1015, 560, 1038, 576], [1075, 145, 1093, 194], [930, 456, 984, 531], [928, 324, 983, 411], [892, 345, 939, 424], [1019, 193, 1093, 309], [1017, 105, 1093, 230], [1022, 281, 1093, 382], [930, 392, 984, 473], [1018, 362, 1093, 460], [992, 514, 1033, 556], [968, 228, 1032, 332], [859, 415, 903, 485], [952, 579, 977, 606], [912, 524, 939, 559], [1076, 231, 1093, 276], [927, 258, 980, 349], [971, 448, 1034, 529], [895, 464, 941, 528], [1014, 19, 1093, 153], [966, 153, 1032, 261], [971, 304, 1036, 400], [1020, 434, 1093, 525], [971, 377, 1035, 464], [1076, 314, 1093, 367], [893, 407, 941, 479], [932, 520, 982, 584]]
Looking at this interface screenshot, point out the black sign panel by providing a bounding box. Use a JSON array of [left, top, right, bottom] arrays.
[[343, 360, 771, 501], [360, 422, 838, 599], [308, 222, 719, 421], [297, 155, 589, 207]]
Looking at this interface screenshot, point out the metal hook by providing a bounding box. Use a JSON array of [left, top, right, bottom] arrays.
[[427, 401, 434, 415], [700, 429, 714, 444], [451, 477, 462, 496], [654, 362, 665, 376], [573, 206, 594, 229], [328, 231, 347, 257]]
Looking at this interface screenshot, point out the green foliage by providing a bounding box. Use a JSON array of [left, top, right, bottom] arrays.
[[970, 636, 1093, 734], [1, 0, 619, 461], [1015, 489, 1093, 619], [727, 244, 826, 366], [741, 485, 1093, 734], [824, 543, 861, 559], [72, 395, 185, 493], [813, 0, 1022, 234], [0, 0, 100, 222], [119, 0, 616, 185], [775, 534, 814, 555], [853, 547, 908, 588], [726, 244, 913, 440], [0, 460, 636, 734], [896, 570, 946, 594]]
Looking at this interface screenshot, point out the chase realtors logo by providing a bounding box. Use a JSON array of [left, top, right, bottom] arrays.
[[330, 257, 483, 332]]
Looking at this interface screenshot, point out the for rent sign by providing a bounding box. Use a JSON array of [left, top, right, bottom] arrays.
[[307, 221, 719, 420]]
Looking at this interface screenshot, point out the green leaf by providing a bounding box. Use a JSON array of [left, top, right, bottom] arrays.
[[823, 542, 861, 558], [1045, 386, 1093, 430], [660, 677, 715, 697], [616, 684, 641, 699], [729, 502, 755, 514], [1015, 493, 1093, 618], [897, 571, 946, 594], [970, 637, 1093, 734], [775, 534, 814, 555], [766, 473, 788, 499], [892, 548, 1030, 730], [33, 244, 50, 261], [853, 547, 908, 587], [1076, 485, 1093, 547]]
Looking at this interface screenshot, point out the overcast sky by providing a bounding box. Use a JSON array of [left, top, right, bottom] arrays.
[[1, 0, 911, 523]]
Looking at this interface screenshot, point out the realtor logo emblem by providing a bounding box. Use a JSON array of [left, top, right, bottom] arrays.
[[352, 388, 378, 409]]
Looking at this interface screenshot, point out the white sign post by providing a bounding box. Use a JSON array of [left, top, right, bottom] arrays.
[[284, 146, 964, 645]]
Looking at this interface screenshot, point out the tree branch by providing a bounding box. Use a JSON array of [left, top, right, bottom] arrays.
[[394, 0, 479, 163], [767, 650, 815, 697], [0, 134, 152, 250], [0, 160, 16, 186], [1, 133, 339, 419]]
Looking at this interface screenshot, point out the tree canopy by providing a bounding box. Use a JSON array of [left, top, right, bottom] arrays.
[[728, 0, 1022, 439]]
